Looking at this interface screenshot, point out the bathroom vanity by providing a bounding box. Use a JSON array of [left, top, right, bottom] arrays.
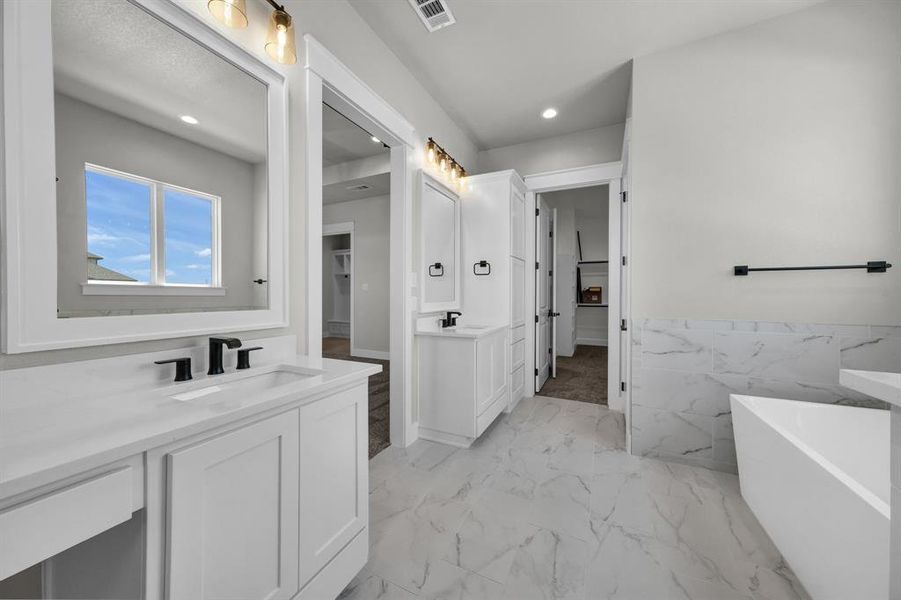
[[0, 344, 379, 600], [416, 323, 508, 447]]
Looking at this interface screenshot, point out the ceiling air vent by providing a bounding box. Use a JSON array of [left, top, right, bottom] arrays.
[[346, 184, 371, 192], [408, 0, 456, 32]]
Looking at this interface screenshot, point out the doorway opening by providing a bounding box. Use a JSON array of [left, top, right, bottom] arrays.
[[536, 185, 610, 405], [320, 102, 392, 458]]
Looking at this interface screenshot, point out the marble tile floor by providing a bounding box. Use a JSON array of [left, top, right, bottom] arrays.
[[339, 395, 810, 600]]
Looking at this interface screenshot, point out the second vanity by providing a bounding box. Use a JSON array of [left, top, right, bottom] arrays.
[[0, 337, 379, 600], [416, 322, 508, 447]]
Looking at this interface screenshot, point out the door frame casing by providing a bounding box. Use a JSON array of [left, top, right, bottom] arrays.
[[304, 36, 417, 447], [524, 162, 626, 413]]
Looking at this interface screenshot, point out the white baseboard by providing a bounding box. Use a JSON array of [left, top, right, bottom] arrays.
[[576, 337, 608, 347], [351, 347, 390, 360]]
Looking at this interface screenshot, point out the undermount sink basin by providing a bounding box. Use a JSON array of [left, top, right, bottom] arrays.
[[165, 365, 319, 403]]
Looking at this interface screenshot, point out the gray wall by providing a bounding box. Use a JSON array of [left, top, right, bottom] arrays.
[[323, 196, 390, 355], [631, 0, 901, 325], [628, 0, 901, 475], [478, 123, 625, 177], [54, 93, 265, 315]]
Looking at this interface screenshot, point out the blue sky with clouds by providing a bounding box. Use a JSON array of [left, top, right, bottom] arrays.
[[86, 170, 212, 285]]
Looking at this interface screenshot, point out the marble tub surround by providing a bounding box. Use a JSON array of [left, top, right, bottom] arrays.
[[631, 319, 898, 473], [342, 395, 809, 600]]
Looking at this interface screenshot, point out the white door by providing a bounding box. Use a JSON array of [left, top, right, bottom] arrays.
[[166, 411, 300, 600], [550, 208, 558, 378], [298, 385, 367, 587], [535, 196, 551, 391]]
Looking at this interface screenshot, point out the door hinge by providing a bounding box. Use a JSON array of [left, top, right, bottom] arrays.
[[534, 368, 539, 376], [620, 319, 628, 332], [548, 347, 552, 354], [621, 191, 628, 203], [549, 270, 553, 277], [535, 315, 539, 323], [549, 231, 553, 238], [535, 208, 540, 216], [620, 381, 627, 392], [622, 256, 627, 266], [535, 261, 540, 270]]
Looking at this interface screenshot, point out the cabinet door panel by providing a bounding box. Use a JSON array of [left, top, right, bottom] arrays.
[[166, 411, 299, 600], [511, 188, 525, 259], [299, 385, 367, 586], [511, 258, 525, 327], [476, 333, 507, 415]]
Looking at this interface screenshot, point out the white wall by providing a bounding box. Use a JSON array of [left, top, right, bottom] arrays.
[[0, 0, 478, 370], [54, 93, 263, 316], [631, 0, 901, 325], [323, 196, 390, 355], [478, 123, 625, 176]]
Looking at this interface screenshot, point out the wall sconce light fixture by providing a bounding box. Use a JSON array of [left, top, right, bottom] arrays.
[[425, 137, 466, 191], [207, 0, 296, 65]]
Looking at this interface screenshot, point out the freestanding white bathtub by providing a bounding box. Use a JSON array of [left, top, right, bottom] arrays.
[[731, 395, 890, 600]]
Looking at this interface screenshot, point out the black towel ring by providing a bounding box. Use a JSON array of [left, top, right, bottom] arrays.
[[428, 262, 444, 277], [473, 260, 491, 276]]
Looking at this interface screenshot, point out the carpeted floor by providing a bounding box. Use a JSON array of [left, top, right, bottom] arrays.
[[537, 344, 607, 405], [322, 337, 391, 459]]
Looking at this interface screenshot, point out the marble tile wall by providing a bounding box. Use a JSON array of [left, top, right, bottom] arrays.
[[630, 319, 898, 473]]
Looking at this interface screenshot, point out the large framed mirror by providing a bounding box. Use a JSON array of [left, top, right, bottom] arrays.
[[2, 0, 288, 352], [418, 172, 461, 313]]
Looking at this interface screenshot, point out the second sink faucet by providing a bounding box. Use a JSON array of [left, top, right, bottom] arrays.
[[440, 311, 462, 328], [208, 336, 242, 375]]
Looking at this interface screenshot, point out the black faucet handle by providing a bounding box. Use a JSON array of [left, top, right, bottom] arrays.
[[155, 357, 193, 382], [236, 346, 263, 370]]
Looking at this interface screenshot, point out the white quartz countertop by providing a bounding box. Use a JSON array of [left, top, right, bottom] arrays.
[[840, 369, 901, 407], [0, 355, 380, 499], [415, 323, 507, 339]]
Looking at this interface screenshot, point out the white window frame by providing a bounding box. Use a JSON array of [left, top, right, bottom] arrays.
[[81, 163, 223, 296]]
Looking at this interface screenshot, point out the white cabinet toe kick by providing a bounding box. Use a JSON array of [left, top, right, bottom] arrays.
[[1, 364, 376, 600]]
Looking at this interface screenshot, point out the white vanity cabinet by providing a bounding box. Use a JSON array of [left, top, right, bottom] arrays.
[[417, 326, 508, 447], [165, 410, 299, 600], [461, 171, 529, 411]]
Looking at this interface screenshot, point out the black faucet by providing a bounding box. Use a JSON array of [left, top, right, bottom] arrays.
[[440, 311, 462, 328], [208, 336, 242, 375]]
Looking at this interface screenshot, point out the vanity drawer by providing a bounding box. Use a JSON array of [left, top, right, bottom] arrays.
[[0, 467, 134, 580], [510, 339, 525, 371], [510, 325, 525, 344]]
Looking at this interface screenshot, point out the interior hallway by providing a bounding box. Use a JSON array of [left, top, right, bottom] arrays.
[[340, 395, 807, 600], [539, 345, 608, 405], [323, 337, 391, 458]]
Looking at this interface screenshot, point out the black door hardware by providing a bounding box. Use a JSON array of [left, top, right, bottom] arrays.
[[236, 346, 264, 370], [428, 262, 444, 277], [734, 260, 892, 276], [253, 278, 268, 284], [155, 357, 193, 382], [549, 311, 560, 317]]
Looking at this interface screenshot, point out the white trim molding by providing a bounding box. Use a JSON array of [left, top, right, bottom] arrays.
[[1, 0, 289, 352], [80, 284, 227, 297], [304, 34, 417, 448], [524, 162, 626, 413]]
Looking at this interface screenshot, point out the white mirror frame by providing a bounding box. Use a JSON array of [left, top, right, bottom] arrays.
[[418, 171, 461, 314], [1, 0, 289, 353]]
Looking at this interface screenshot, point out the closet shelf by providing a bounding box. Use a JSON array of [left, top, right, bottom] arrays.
[[577, 303, 608, 308], [577, 260, 608, 265]]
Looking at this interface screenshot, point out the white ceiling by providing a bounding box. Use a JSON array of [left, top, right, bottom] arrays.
[[348, 0, 822, 149], [323, 172, 391, 204], [52, 0, 267, 163], [323, 103, 390, 166]]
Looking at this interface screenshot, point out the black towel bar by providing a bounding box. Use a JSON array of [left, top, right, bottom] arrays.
[[734, 261, 892, 276]]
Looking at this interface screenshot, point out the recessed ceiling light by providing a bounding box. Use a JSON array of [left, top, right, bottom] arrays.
[[371, 136, 381, 143], [180, 115, 199, 125], [541, 108, 558, 120]]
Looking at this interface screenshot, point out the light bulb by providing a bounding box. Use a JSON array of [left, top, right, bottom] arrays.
[[450, 161, 458, 181], [426, 139, 437, 164], [265, 9, 297, 65], [439, 153, 448, 172]]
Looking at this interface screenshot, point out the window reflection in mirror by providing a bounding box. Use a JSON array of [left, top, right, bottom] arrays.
[[52, 0, 269, 318]]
